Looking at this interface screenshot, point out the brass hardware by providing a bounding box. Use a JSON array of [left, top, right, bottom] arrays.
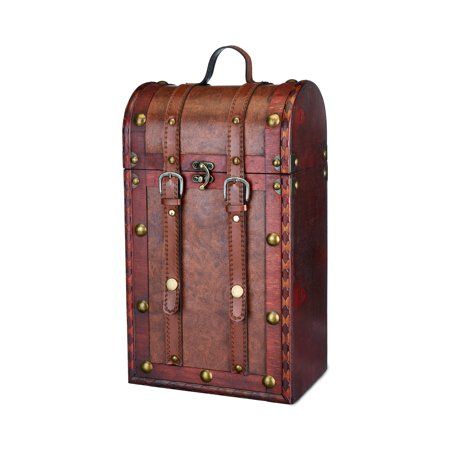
[[131, 153, 139, 165], [272, 157, 281, 168], [132, 177, 140, 186], [294, 181, 299, 189], [141, 360, 153, 373], [135, 224, 147, 236], [266, 311, 280, 325], [159, 172, 184, 197], [234, 364, 243, 373], [157, 80, 167, 84], [231, 284, 244, 298], [224, 177, 251, 203], [168, 209, 176, 217], [232, 156, 241, 165], [192, 161, 215, 190], [286, 79, 297, 83], [232, 215, 240, 223], [134, 113, 146, 126], [262, 375, 276, 388], [137, 300, 149, 313], [273, 181, 281, 191], [267, 113, 280, 127], [171, 355, 180, 364], [200, 369, 213, 382], [168, 155, 176, 164], [266, 233, 280, 246], [323, 148, 327, 159], [294, 158, 299, 167], [168, 117, 176, 126], [232, 116, 240, 124], [166, 278, 178, 291], [323, 168, 327, 179]]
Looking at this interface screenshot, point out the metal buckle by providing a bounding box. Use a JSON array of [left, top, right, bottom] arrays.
[[158, 172, 184, 197], [223, 177, 250, 203]]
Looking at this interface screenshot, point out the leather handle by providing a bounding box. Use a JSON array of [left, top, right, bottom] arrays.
[[199, 46, 254, 85]]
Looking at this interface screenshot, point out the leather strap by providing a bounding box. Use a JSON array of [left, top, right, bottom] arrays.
[[161, 83, 196, 365], [200, 46, 254, 85], [225, 82, 263, 374]]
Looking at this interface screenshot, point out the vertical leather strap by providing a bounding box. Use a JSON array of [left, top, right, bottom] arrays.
[[225, 82, 264, 374], [161, 83, 196, 366]]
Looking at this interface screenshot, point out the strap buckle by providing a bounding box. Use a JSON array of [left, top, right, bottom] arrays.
[[159, 172, 184, 197], [223, 177, 250, 203]]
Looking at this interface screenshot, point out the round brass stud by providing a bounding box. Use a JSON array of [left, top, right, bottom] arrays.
[[137, 300, 149, 313], [273, 181, 281, 191], [286, 79, 297, 83], [232, 156, 241, 165], [132, 177, 140, 186], [231, 284, 244, 299], [166, 278, 178, 291], [262, 375, 276, 388], [134, 113, 146, 127], [232, 215, 240, 223], [168, 155, 176, 164], [267, 113, 281, 128], [294, 158, 299, 166], [141, 360, 153, 373], [272, 157, 281, 168], [135, 224, 147, 237], [266, 233, 280, 246], [171, 355, 180, 364], [323, 168, 327, 178], [168, 209, 176, 217], [200, 369, 213, 383], [266, 311, 280, 325], [323, 148, 327, 159], [234, 364, 243, 373], [294, 181, 299, 189], [232, 116, 240, 124], [131, 154, 139, 165], [168, 117, 176, 126]]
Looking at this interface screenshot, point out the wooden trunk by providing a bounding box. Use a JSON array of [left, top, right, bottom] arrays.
[[122, 47, 327, 403]]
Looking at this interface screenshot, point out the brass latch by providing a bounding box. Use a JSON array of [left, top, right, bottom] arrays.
[[192, 161, 215, 190]]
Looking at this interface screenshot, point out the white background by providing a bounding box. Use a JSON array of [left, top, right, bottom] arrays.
[[1, 1, 449, 448]]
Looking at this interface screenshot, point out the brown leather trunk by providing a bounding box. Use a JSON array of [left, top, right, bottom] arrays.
[[122, 47, 327, 403]]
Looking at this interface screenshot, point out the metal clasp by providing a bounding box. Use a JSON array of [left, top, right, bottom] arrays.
[[223, 177, 251, 203], [192, 161, 215, 190], [158, 172, 184, 197]]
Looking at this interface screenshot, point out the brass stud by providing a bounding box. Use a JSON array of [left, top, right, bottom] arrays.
[[137, 300, 149, 313], [135, 224, 147, 236], [272, 157, 281, 168], [232, 215, 240, 223], [286, 79, 297, 83], [131, 154, 139, 165], [200, 369, 213, 383], [267, 113, 281, 128], [231, 284, 244, 298], [132, 177, 140, 186], [234, 364, 243, 373], [266, 233, 280, 246], [232, 156, 241, 165], [323, 148, 327, 159], [168, 117, 176, 126], [294, 181, 299, 189], [134, 113, 146, 126], [273, 181, 281, 191], [171, 355, 180, 364], [168, 155, 176, 164], [262, 375, 276, 388], [199, 185, 205, 191], [294, 158, 299, 166], [266, 311, 280, 325], [232, 116, 240, 124], [166, 278, 178, 291], [168, 209, 176, 217], [141, 360, 153, 373], [323, 168, 327, 178]]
